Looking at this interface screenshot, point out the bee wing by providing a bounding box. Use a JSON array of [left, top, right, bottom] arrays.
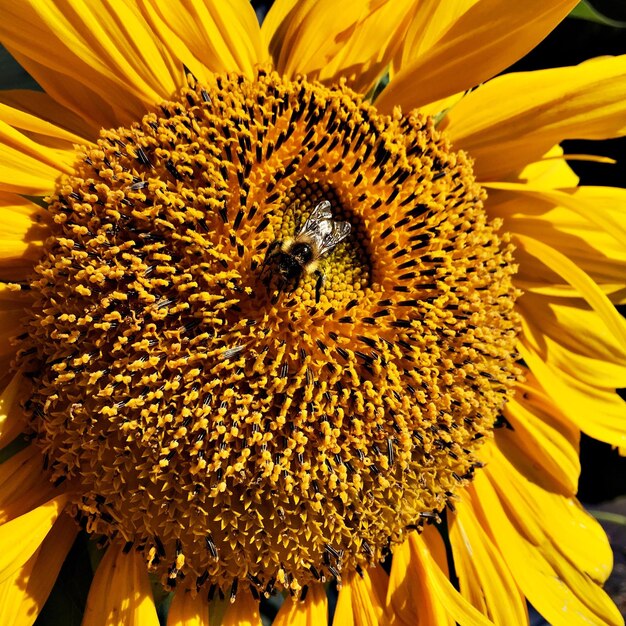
[[308, 200, 333, 222], [296, 200, 333, 238], [297, 200, 351, 257], [317, 220, 352, 258]]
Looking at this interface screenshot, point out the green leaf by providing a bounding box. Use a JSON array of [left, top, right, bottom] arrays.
[[570, 1, 626, 28], [589, 509, 626, 526], [365, 69, 390, 103], [0, 45, 40, 91]]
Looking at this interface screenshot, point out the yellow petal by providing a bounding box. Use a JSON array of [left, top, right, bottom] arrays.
[[266, 0, 417, 95], [207, 598, 228, 626], [417, 92, 465, 120], [167, 589, 209, 626], [514, 234, 626, 347], [0, 89, 98, 142], [446, 55, 626, 180], [492, 432, 599, 575], [519, 340, 626, 449], [0, 494, 68, 584], [0, 100, 87, 149], [503, 377, 580, 495], [333, 578, 355, 626], [387, 534, 453, 626], [474, 451, 622, 626], [274, 583, 328, 626], [220, 590, 262, 626], [0, 446, 62, 524], [0, 116, 73, 194], [515, 277, 626, 448], [139, 0, 265, 83], [0, 191, 48, 263], [0, 371, 28, 449], [558, 153, 617, 164], [350, 566, 389, 626], [6, 50, 124, 130], [485, 212, 626, 447], [390, 0, 478, 69], [82, 542, 160, 626], [0, 191, 48, 281], [516, 145, 579, 187], [520, 277, 624, 303], [567, 185, 626, 228], [449, 490, 528, 624], [0, 309, 22, 360], [377, 0, 576, 113], [387, 527, 496, 625], [520, 295, 626, 388], [0, 514, 76, 626], [485, 185, 626, 302], [408, 528, 495, 626], [334, 566, 388, 626], [260, 0, 298, 54], [487, 183, 626, 253], [0, 0, 183, 126]]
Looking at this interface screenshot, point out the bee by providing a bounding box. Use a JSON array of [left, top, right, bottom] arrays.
[[261, 200, 351, 303]]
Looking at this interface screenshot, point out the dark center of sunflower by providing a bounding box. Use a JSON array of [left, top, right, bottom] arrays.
[[19, 69, 519, 597]]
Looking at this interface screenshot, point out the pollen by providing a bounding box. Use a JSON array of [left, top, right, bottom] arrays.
[[18, 69, 520, 596]]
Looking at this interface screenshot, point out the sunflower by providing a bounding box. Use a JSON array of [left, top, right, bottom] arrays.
[[0, 0, 625, 624]]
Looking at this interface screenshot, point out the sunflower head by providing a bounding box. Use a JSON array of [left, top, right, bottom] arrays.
[[15, 68, 521, 596]]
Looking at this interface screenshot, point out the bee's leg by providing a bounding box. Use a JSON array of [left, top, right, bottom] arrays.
[[314, 270, 325, 304], [271, 278, 285, 304], [263, 240, 281, 265], [260, 241, 281, 285]]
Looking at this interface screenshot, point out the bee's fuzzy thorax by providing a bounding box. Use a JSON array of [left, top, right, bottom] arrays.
[[303, 259, 319, 274], [280, 237, 294, 252]]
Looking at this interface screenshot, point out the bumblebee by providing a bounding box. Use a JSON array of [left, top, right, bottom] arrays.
[[261, 200, 351, 303]]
